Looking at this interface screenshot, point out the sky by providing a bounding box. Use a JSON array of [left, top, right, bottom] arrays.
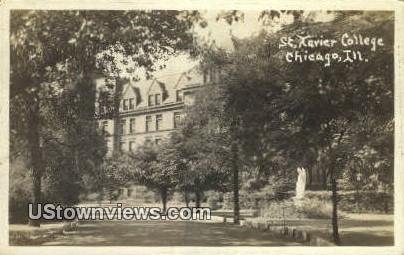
[[126, 10, 334, 80], [152, 11, 274, 78]]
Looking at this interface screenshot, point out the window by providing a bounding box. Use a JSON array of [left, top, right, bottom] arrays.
[[174, 112, 181, 128], [156, 114, 162, 131], [176, 90, 183, 102], [129, 98, 135, 110], [210, 69, 215, 82], [146, 116, 152, 132], [155, 138, 162, 145], [129, 140, 136, 152], [123, 99, 128, 111], [148, 95, 154, 106], [120, 119, 126, 135], [184, 94, 195, 105], [155, 94, 161, 105], [129, 118, 136, 134], [119, 141, 126, 152], [102, 121, 108, 133]]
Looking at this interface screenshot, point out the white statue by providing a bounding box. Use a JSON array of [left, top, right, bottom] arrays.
[[295, 167, 307, 200]]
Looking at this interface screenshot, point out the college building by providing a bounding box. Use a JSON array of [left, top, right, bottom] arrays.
[[97, 66, 219, 156], [95, 65, 326, 193]]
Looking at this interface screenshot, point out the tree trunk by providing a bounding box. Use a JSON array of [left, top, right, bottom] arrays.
[[29, 169, 42, 227], [184, 191, 190, 207], [161, 188, 168, 214], [195, 190, 202, 208], [231, 140, 240, 225], [322, 164, 328, 190], [331, 167, 341, 245], [112, 79, 124, 155], [308, 167, 313, 188], [27, 99, 43, 227]]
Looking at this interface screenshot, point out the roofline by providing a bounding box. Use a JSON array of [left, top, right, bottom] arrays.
[[119, 102, 184, 117]]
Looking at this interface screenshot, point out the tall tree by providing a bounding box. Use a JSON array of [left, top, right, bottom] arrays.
[[128, 144, 178, 213], [268, 12, 393, 244], [206, 11, 393, 238], [10, 10, 201, 226], [169, 109, 231, 208]]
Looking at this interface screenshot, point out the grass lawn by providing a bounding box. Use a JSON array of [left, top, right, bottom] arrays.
[[12, 220, 302, 246], [251, 213, 394, 246]]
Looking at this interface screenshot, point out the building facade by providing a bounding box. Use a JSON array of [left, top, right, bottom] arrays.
[[98, 67, 215, 155], [96, 66, 325, 190]]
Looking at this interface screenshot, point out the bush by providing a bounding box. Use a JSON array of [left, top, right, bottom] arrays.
[[259, 197, 337, 219], [9, 158, 32, 224], [205, 190, 222, 210], [171, 191, 185, 204], [238, 175, 295, 210], [80, 192, 102, 202], [259, 200, 302, 219], [340, 191, 393, 213], [299, 197, 334, 219], [304, 190, 393, 214]]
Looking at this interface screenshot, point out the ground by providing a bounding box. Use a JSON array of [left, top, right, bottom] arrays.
[[244, 213, 394, 246], [308, 213, 394, 246], [44, 220, 303, 246], [13, 220, 302, 246], [9, 212, 393, 246]]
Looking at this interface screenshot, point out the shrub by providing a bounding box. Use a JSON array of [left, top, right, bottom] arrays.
[[9, 158, 32, 224], [299, 197, 334, 219], [259, 200, 302, 219], [303, 190, 393, 214], [259, 197, 338, 220], [205, 190, 222, 210], [81, 192, 102, 202], [238, 175, 295, 210], [339, 191, 393, 213], [171, 191, 185, 203]]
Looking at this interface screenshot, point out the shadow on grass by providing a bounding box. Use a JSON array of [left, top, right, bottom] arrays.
[[339, 231, 393, 246], [36, 220, 301, 246]]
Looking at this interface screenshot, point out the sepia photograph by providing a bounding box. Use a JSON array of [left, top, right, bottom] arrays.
[[2, 2, 403, 253]]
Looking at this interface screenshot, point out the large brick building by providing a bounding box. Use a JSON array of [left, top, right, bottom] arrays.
[[96, 65, 325, 192], [98, 66, 215, 155]]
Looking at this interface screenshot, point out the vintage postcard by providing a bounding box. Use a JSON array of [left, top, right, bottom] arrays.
[[0, 0, 403, 255]]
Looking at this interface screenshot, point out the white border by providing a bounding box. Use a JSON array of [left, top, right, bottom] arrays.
[[0, 1, 402, 255]]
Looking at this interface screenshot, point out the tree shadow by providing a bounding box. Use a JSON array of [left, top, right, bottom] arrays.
[[339, 231, 393, 246], [39, 220, 302, 246]]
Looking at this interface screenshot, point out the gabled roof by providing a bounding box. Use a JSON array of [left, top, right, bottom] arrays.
[[175, 66, 204, 89], [120, 66, 205, 107]]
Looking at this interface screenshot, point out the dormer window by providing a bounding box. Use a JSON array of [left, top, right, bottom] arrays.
[[155, 94, 161, 105], [176, 90, 183, 102], [148, 94, 162, 106], [148, 95, 154, 106], [129, 98, 135, 110], [123, 99, 128, 111]]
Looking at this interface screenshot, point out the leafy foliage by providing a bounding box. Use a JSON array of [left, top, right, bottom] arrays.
[[195, 11, 393, 242], [10, 10, 203, 223]]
